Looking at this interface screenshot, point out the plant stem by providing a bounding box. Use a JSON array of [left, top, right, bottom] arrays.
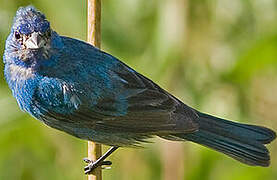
[[87, 0, 102, 180]]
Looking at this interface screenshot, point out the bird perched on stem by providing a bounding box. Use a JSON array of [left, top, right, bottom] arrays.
[[3, 6, 276, 174]]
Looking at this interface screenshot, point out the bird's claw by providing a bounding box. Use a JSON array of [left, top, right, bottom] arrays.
[[83, 157, 93, 163], [83, 158, 112, 174]]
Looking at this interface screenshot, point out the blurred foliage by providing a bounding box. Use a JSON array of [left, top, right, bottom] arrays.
[[0, 0, 277, 179]]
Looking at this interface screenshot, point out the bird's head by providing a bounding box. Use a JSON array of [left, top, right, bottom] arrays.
[[4, 6, 62, 66]]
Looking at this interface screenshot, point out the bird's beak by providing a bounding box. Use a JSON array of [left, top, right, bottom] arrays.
[[25, 32, 45, 49]]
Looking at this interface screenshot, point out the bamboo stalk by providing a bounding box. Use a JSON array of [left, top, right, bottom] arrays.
[[160, 0, 188, 179], [87, 0, 102, 180]]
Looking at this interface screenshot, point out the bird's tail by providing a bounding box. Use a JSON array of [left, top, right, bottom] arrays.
[[163, 112, 276, 166]]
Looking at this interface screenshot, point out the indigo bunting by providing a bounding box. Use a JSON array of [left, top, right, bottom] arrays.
[[3, 6, 276, 174]]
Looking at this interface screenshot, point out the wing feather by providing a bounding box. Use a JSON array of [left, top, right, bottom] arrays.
[[33, 47, 199, 135]]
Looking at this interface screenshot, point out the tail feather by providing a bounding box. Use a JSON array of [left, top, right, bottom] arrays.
[[198, 112, 276, 144], [168, 112, 276, 166]]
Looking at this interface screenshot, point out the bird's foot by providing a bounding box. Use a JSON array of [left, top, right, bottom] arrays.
[[83, 158, 112, 174]]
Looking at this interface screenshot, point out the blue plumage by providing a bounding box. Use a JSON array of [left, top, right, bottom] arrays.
[[3, 6, 276, 172]]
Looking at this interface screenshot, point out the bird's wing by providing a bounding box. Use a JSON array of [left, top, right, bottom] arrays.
[[33, 42, 199, 135], [87, 60, 199, 134]]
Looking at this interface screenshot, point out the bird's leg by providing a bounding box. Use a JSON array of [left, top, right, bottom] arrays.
[[84, 146, 119, 174]]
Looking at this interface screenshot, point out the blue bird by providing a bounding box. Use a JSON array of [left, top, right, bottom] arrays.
[[3, 6, 276, 174]]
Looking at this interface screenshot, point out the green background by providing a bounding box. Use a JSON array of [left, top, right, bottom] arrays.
[[0, 0, 276, 179]]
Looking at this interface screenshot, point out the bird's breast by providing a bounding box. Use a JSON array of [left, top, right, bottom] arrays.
[[5, 64, 39, 113], [7, 64, 34, 82]]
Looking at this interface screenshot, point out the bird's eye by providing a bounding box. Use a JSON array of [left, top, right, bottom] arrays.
[[14, 31, 21, 40]]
